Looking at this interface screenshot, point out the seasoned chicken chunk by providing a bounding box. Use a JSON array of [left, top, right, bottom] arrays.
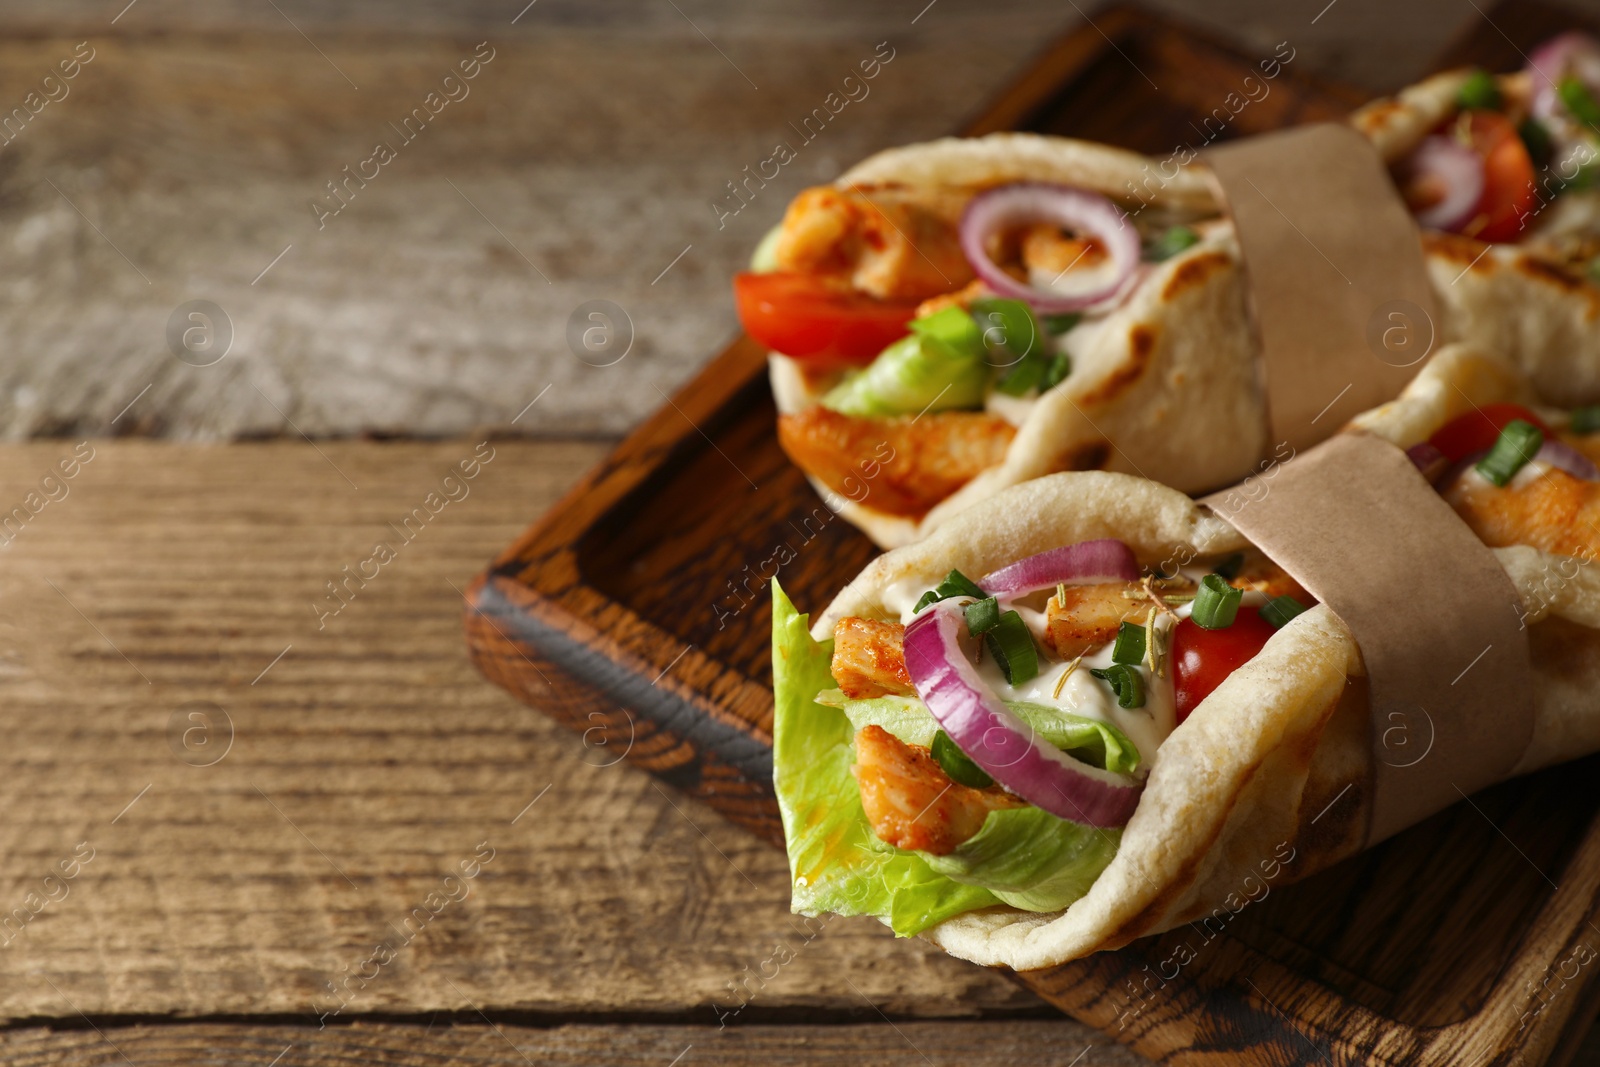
[[774, 185, 972, 302], [1044, 582, 1149, 660], [853, 725, 1021, 855], [778, 407, 1015, 517], [1446, 465, 1600, 561], [832, 617, 914, 699]]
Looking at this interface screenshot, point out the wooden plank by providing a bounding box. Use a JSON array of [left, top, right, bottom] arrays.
[[0, 1020, 1151, 1066], [0, 0, 1581, 441], [460, 2, 1600, 1064], [0, 439, 1038, 1023]]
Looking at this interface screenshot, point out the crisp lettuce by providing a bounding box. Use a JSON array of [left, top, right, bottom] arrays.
[[819, 307, 988, 417], [773, 581, 1122, 936]]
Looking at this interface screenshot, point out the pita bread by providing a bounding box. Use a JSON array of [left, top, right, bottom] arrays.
[[793, 344, 1600, 971], [773, 75, 1600, 549]]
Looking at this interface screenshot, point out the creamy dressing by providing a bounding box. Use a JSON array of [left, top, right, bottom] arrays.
[[971, 616, 1176, 772]]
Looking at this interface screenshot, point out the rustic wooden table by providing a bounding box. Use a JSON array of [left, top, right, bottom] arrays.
[[2, 1, 1600, 1064]]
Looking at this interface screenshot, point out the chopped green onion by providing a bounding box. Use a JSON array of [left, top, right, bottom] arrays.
[[1561, 76, 1600, 133], [1043, 312, 1081, 335], [964, 596, 1001, 635], [1261, 595, 1308, 628], [1040, 353, 1073, 391], [1090, 664, 1146, 709], [994, 355, 1046, 396], [1111, 621, 1146, 665], [1457, 68, 1502, 111], [1211, 552, 1244, 579], [1191, 573, 1243, 630], [1589, 259, 1600, 285], [1571, 405, 1600, 435], [1519, 118, 1554, 171], [984, 610, 1038, 685], [1475, 419, 1544, 487], [914, 569, 986, 613], [1144, 226, 1200, 262], [970, 297, 1043, 363], [932, 730, 994, 789]]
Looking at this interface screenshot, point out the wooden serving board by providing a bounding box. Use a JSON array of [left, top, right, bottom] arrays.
[[464, 4, 1600, 1064]]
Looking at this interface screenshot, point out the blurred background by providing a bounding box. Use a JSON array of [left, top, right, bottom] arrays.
[[5, 0, 1600, 441]]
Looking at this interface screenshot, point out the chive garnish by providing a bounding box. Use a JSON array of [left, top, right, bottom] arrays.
[[932, 730, 994, 789], [1111, 620, 1147, 665], [914, 569, 986, 613], [1457, 68, 1502, 111], [1475, 419, 1544, 487], [1571, 405, 1600, 435], [984, 610, 1038, 685], [1090, 663, 1146, 709], [1191, 573, 1243, 630], [964, 596, 1001, 635], [1261, 595, 1308, 628]]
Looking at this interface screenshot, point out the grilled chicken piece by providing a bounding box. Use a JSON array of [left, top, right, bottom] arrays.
[[1019, 223, 1107, 277], [1230, 554, 1312, 602], [777, 407, 1015, 518], [774, 185, 973, 302], [1045, 582, 1149, 660], [832, 617, 914, 698], [853, 725, 1021, 854], [1446, 464, 1600, 560]]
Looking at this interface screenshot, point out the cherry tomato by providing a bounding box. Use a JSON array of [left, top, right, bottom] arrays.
[[733, 271, 921, 371], [1172, 607, 1279, 724], [1461, 110, 1538, 243], [1427, 402, 1551, 463]]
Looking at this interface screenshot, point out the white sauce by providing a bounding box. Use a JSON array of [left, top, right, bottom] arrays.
[[972, 616, 1176, 773]]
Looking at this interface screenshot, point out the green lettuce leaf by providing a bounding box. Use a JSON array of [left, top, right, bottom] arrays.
[[773, 581, 1123, 934], [819, 307, 988, 417], [772, 581, 999, 935]]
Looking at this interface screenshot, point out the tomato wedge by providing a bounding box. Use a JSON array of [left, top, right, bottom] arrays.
[[1171, 608, 1278, 725], [734, 271, 920, 371], [1427, 402, 1550, 463], [1461, 110, 1538, 243]]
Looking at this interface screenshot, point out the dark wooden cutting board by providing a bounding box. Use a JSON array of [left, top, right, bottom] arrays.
[[464, 4, 1600, 1063]]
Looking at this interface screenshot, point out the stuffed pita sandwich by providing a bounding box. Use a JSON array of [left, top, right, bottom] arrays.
[[744, 37, 1600, 548], [773, 343, 1600, 970]]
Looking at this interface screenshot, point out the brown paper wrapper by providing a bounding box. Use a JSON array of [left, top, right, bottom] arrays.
[[1204, 123, 1438, 453], [1203, 433, 1532, 844]]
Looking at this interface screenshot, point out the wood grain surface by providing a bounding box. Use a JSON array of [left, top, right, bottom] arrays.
[[460, 3, 1600, 1064], [3, 0, 1600, 440], [0, 439, 1056, 1031], [0, 1020, 1150, 1066]]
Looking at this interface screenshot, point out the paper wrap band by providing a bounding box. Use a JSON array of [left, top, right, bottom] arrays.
[[1204, 123, 1438, 454], [1203, 433, 1533, 845]]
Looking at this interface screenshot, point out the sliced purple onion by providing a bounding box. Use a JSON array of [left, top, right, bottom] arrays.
[[1528, 32, 1600, 124], [1406, 441, 1449, 485], [903, 600, 1143, 827], [1538, 438, 1600, 481], [979, 538, 1139, 599], [1406, 136, 1486, 232], [958, 183, 1141, 313]]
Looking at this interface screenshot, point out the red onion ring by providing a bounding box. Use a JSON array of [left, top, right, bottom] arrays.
[[1406, 441, 1449, 485], [1538, 438, 1600, 481], [1528, 32, 1600, 124], [1435, 440, 1598, 489], [1406, 136, 1487, 232], [978, 538, 1140, 599], [903, 600, 1143, 828], [958, 183, 1142, 313]]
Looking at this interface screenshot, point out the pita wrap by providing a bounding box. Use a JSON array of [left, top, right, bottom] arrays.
[[767, 67, 1600, 549], [774, 342, 1600, 970]]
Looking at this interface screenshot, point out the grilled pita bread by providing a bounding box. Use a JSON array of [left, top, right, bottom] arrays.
[[797, 344, 1600, 970]]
